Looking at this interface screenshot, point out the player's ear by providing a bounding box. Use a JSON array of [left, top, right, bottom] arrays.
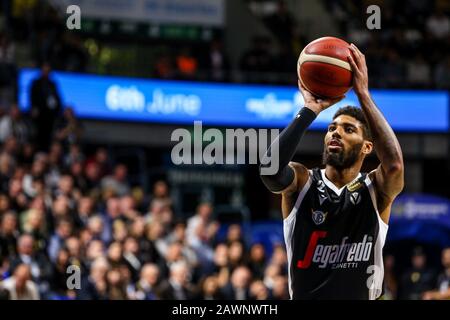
[[362, 140, 373, 155]]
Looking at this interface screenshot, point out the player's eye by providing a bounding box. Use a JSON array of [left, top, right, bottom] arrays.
[[346, 127, 355, 133], [328, 126, 335, 132]]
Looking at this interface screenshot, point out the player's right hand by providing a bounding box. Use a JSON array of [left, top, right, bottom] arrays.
[[298, 80, 345, 115]]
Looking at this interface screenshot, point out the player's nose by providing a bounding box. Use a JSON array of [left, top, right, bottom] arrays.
[[331, 129, 342, 139]]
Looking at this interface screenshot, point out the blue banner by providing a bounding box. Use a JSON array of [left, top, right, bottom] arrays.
[[18, 68, 449, 131], [388, 194, 450, 247]]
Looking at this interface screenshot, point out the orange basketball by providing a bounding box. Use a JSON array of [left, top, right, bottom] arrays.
[[298, 37, 353, 99]]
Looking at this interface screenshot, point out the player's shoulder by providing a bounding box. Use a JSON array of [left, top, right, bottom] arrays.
[[288, 162, 319, 174], [288, 161, 307, 170]]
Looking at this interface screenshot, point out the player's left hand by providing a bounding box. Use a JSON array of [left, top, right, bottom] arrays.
[[347, 43, 369, 97]]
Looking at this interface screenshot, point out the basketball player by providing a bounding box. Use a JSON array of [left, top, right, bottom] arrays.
[[260, 44, 404, 300]]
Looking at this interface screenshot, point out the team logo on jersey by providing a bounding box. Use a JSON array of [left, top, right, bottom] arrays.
[[350, 192, 361, 205], [312, 210, 328, 225], [317, 180, 326, 193], [347, 180, 362, 192], [317, 180, 327, 205]]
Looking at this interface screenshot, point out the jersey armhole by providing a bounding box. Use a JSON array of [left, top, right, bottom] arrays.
[[283, 169, 313, 222], [364, 174, 389, 231]]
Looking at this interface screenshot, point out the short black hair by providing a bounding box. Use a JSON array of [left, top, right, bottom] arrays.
[[333, 106, 372, 141]]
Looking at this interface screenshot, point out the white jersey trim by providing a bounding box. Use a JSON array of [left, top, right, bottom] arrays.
[[320, 169, 362, 196], [364, 174, 389, 300], [283, 170, 312, 299]]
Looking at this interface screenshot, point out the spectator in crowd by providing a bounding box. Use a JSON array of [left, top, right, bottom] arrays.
[[271, 275, 289, 300], [422, 247, 450, 300], [85, 239, 105, 268], [21, 204, 48, 253], [225, 224, 245, 247], [160, 221, 199, 274], [85, 161, 102, 192], [70, 161, 88, 195], [212, 243, 230, 288], [250, 279, 271, 300], [8, 176, 28, 213], [151, 180, 171, 204], [426, 8, 450, 40], [85, 147, 112, 180], [101, 197, 124, 244], [0, 152, 15, 193], [406, 54, 431, 88], [54, 107, 83, 147], [47, 218, 73, 263], [77, 196, 95, 227], [49, 247, 71, 298], [269, 243, 288, 272], [105, 268, 128, 300], [30, 63, 62, 151], [46, 142, 63, 189], [383, 254, 398, 300], [101, 164, 130, 197], [0, 105, 30, 144], [199, 275, 225, 300], [201, 39, 230, 82], [263, 263, 282, 290], [0, 211, 19, 268], [63, 144, 84, 169], [122, 236, 142, 282], [228, 240, 247, 272], [248, 243, 267, 280], [0, 264, 39, 300], [134, 263, 160, 300], [398, 247, 436, 300], [222, 265, 252, 300], [157, 260, 197, 300], [77, 257, 109, 300], [186, 202, 219, 248], [0, 193, 11, 214], [65, 236, 84, 271], [160, 241, 186, 278], [176, 47, 198, 80], [9, 234, 52, 296]]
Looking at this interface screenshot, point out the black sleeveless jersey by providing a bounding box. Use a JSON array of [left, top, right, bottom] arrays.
[[283, 168, 388, 300]]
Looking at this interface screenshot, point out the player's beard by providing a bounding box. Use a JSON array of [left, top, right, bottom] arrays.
[[322, 141, 363, 169]]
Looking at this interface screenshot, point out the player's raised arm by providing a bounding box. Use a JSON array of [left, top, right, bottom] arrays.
[[348, 44, 404, 223], [259, 81, 344, 196]]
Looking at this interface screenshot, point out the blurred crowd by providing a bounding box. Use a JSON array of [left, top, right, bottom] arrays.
[[1, 0, 449, 91], [383, 246, 450, 300], [153, 0, 450, 88], [324, 0, 450, 89], [0, 65, 291, 300]]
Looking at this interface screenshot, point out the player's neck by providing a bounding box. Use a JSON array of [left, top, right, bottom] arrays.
[[324, 165, 361, 189]]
